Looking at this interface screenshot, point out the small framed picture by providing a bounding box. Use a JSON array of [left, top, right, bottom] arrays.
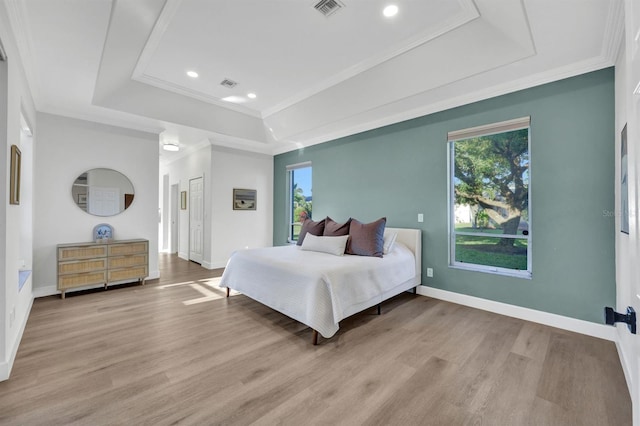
[[9, 145, 21, 205], [181, 191, 187, 210], [78, 194, 87, 204], [233, 188, 257, 210]]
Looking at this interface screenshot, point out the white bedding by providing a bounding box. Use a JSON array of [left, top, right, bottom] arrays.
[[220, 241, 417, 338]]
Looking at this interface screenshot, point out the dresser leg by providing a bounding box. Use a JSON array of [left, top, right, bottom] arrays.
[[61, 291, 65, 299]]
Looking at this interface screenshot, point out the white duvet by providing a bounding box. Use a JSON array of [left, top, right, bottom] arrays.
[[219, 242, 417, 338]]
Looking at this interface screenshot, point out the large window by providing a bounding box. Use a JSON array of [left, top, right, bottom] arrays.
[[448, 117, 531, 278], [287, 162, 313, 242]]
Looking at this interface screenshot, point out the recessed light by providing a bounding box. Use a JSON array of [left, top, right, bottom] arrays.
[[186, 70, 198, 78], [247, 93, 257, 99], [163, 142, 180, 152], [383, 4, 398, 17]]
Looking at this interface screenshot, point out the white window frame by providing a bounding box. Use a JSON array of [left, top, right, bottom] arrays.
[[286, 161, 312, 243], [447, 117, 532, 279]]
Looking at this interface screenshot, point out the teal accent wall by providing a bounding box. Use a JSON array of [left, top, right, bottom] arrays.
[[273, 68, 615, 324]]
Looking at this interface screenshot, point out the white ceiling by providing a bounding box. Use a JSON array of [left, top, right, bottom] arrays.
[[4, 0, 622, 164]]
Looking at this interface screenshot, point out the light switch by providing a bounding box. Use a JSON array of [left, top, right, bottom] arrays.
[[418, 213, 424, 223]]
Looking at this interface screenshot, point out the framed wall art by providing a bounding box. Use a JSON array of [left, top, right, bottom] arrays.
[[9, 144, 21, 205], [233, 188, 257, 210], [181, 191, 187, 210]]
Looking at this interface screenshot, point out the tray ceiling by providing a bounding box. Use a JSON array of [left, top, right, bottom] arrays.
[[3, 0, 621, 162]]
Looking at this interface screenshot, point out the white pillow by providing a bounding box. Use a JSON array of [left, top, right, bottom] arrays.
[[383, 231, 398, 254], [301, 233, 349, 256]]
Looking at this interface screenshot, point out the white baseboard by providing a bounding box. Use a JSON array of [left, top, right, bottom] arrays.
[[0, 362, 7, 381], [178, 252, 188, 261], [33, 272, 160, 298], [417, 286, 615, 341], [202, 260, 226, 270], [33, 285, 58, 298], [614, 326, 634, 398], [0, 295, 34, 381]]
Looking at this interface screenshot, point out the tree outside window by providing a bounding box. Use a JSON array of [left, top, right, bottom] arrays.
[[449, 118, 531, 277], [288, 164, 312, 242]]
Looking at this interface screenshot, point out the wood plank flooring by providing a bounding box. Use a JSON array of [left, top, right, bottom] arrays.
[[0, 254, 631, 425]]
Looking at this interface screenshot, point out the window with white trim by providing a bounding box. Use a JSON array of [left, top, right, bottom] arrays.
[[287, 162, 313, 243], [448, 117, 531, 278]]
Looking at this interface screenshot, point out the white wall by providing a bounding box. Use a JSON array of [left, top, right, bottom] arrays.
[[32, 113, 160, 296], [209, 146, 273, 268], [160, 144, 273, 269], [0, 2, 37, 381], [615, 2, 640, 423]]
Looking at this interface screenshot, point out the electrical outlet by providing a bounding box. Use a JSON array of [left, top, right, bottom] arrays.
[[418, 213, 424, 223], [427, 268, 434, 277]]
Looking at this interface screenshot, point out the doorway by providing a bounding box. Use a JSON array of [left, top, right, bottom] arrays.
[[189, 176, 204, 264], [170, 183, 179, 254]]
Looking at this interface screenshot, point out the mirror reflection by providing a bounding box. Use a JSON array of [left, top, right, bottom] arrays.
[[72, 168, 135, 216]]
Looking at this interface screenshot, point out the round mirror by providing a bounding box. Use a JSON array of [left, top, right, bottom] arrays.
[[72, 168, 135, 216]]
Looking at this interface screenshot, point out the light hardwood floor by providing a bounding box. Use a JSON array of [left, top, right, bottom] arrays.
[[0, 254, 631, 425]]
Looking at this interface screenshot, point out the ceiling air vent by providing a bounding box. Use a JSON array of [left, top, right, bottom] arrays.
[[314, 0, 345, 17], [220, 78, 238, 88]]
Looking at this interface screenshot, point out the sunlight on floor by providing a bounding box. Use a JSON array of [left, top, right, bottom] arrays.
[[156, 277, 239, 305]]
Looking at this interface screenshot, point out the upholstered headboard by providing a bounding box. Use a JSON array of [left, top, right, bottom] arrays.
[[386, 227, 422, 285]]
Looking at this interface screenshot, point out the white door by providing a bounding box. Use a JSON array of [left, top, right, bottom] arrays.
[[622, 2, 640, 423], [88, 187, 119, 216], [189, 177, 204, 264], [171, 183, 179, 254]]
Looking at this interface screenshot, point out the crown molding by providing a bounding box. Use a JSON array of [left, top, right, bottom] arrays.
[[39, 104, 165, 136], [131, 0, 182, 77], [132, 72, 262, 118], [271, 55, 614, 155]]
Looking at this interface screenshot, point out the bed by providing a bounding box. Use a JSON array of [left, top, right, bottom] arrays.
[[219, 227, 422, 344]]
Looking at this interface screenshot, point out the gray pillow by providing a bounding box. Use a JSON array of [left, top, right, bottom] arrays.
[[297, 218, 325, 246], [346, 217, 386, 257], [324, 216, 351, 236]]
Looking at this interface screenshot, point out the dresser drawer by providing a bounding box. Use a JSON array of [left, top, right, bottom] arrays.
[[59, 258, 107, 275], [108, 265, 148, 282], [108, 254, 147, 270], [58, 245, 108, 261], [58, 271, 107, 289], [108, 241, 148, 257]]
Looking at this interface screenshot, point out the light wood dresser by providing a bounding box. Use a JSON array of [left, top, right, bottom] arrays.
[[57, 239, 149, 299]]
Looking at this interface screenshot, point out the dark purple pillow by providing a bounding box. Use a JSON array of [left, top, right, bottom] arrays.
[[324, 216, 352, 236], [346, 217, 386, 257], [297, 218, 326, 246]]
